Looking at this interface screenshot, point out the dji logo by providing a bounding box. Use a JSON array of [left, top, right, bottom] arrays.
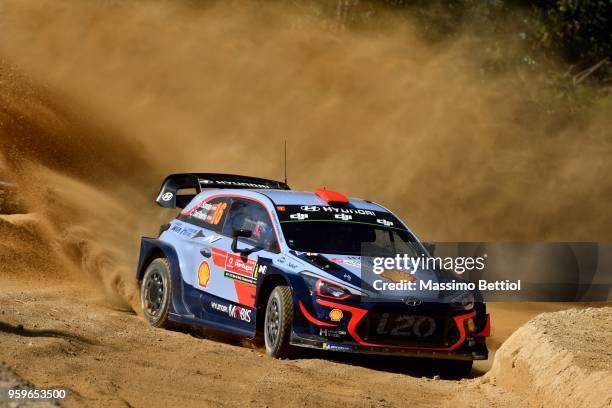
[[334, 214, 352, 221], [290, 213, 309, 220], [377, 219, 393, 227]]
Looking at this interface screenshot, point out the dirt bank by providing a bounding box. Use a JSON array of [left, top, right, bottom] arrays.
[[487, 307, 612, 408]]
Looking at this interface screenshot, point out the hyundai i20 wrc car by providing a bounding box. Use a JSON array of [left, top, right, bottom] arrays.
[[136, 173, 490, 374]]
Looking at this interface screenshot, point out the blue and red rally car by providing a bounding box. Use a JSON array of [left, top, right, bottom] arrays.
[[136, 173, 489, 374]]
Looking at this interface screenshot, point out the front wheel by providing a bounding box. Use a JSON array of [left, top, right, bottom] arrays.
[[140, 258, 172, 328], [264, 286, 295, 359]]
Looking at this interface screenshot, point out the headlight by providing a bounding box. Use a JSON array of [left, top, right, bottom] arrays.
[[316, 279, 351, 300], [300, 271, 361, 300], [450, 291, 474, 310]]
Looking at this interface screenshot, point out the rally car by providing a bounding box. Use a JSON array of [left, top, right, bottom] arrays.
[[136, 173, 490, 374]]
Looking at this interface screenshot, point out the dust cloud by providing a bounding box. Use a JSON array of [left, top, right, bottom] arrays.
[[0, 0, 610, 305]]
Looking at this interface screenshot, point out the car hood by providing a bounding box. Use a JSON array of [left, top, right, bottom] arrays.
[[292, 252, 473, 303]]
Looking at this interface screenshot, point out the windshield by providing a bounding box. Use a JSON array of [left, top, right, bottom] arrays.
[[275, 205, 422, 256]]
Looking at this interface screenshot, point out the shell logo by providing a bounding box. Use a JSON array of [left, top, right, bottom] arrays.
[[198, 261, 211, 288], [329, 308, 343, 322]]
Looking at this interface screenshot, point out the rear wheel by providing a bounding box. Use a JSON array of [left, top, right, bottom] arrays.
[[264, 286, 295, 359], [140, 258, 172, 328]]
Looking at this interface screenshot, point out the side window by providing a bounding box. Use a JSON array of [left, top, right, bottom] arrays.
[[222, 199, 279, 252], [180, 197, 229, 232]]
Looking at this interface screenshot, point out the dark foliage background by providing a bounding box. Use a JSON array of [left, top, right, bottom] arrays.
[[296, 0, 611, 115], [351, 0, 611, 80]]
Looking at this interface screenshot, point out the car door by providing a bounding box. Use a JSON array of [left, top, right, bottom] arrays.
[[176, 196, 230, 293], [191, 196, 279, 330], [220, 197, 279, 302]]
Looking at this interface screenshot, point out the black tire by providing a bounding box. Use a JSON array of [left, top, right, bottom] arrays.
[[264, 286, 295, 359], [438, 359, 473, 378], [140, 258, 172, 328]]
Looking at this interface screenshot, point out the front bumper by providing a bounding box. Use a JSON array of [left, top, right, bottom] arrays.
[[293, 297, 490, 361], [290, 333, 488, 360]]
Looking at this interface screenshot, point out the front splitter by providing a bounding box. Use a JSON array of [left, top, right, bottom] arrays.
[[290, 333, 488, 361]]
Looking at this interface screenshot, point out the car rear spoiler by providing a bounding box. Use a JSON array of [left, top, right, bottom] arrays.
[[155, 173, 290, 209]]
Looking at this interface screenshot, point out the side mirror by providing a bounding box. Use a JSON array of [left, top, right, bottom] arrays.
[[231, 228, 252, 253], [423, 242, 436, 256]]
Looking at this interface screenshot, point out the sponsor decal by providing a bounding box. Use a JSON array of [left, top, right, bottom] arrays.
[[226, 254, 257, 276], [211, 247, 228, 267], [323, 343, 352, 352], [197, 261, 211, 288], [211, 202, 227, 224], [278, 206, 405, 229], [191, 203, 212, 221], [322, 207, 375, 215], [330, 257, 361, 268], [329, 309, 344, 322], [210, 301, 252, 323], [170, 224, 198, 237], [404, 297, 422, 307], [224, 271, 257, 285], [228, 304, 252, 322], [319, 328, 347, 338], [189, 201, 227, 225], [161, 192, 173, 202], [274, 256, 302, 270], [201, 179, 269, 188], [334, 213, 352, 221], [201, 235, 222, 243], [188, 229, 222, 243], [252, 264, 267, 280], [375, 314, 437, 338], [376, 218, 394, 227], [171, 224, 222, 243], [297, 206, 376, 216], [210, 301, 229, 313], [287, 261, 301, 269], [223, 255, 266, 285]]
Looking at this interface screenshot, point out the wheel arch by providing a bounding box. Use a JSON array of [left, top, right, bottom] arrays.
[[136, 237, 190, 316], [255, 273, 292, 336], [136, 238, 180, 281]]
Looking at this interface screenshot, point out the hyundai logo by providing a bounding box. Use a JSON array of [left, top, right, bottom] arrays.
[[404, 297, 422, 306]]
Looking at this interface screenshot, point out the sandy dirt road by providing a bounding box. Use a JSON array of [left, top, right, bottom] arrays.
[[1, 275, 530, 408], [2, 274, 611, 408]]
